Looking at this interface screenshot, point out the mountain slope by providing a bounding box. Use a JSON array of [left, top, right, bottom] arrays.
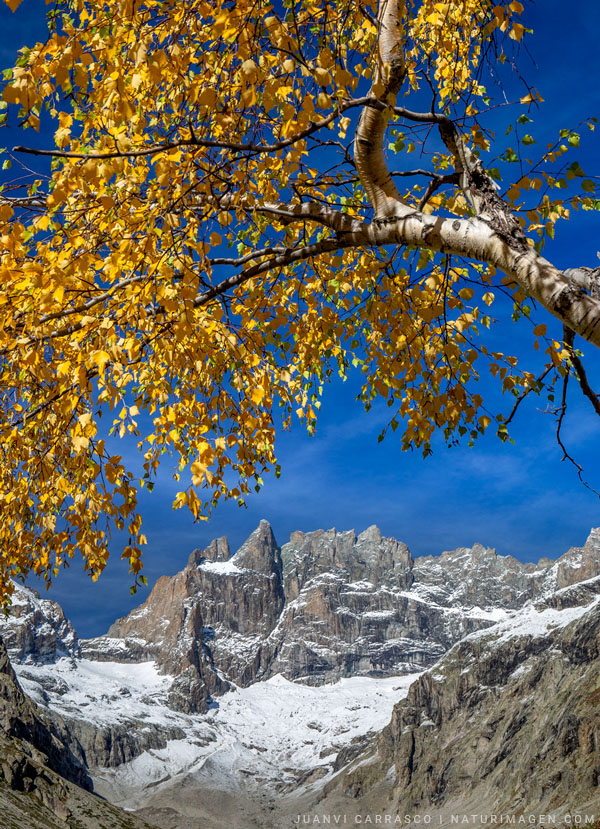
[[2, 525, 600, 828], [318, 577, 600, 822], [0, 636, 157, 829]]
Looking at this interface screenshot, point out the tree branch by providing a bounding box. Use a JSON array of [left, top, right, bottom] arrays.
[[354, 0, 410, 219], [504, 365, 553, 425], [12, 97, 376, 161], [555, 361, 600, 496], [563, 325, 600, 416], [192, 235, 356, 309], [254, 201, 363, 234]]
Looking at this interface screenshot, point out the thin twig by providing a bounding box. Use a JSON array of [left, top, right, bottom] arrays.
[[504, 365, 553, 425], [563, 325, 600, 416], [556, 325, 600, 496]]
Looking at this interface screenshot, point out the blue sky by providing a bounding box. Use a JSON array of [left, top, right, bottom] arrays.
[[1, 0, 599, 636]]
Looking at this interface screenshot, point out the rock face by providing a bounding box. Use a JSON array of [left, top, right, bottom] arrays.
[[0, 636, 90, 791], [81, 519, 285, 711], [7, 522, 594, 711], [412, 526, 600, 609], [325, 576, 600, 821], [2, 586, 79, 663], [281, 524, 413, 599], [0, 636, 156, 828], [81, 523, 600, 698]]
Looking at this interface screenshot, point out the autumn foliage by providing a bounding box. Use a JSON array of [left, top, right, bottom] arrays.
[[0, 0, 598, 599]]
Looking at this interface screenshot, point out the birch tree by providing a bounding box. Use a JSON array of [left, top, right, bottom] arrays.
[[0, 0, 598, 598]]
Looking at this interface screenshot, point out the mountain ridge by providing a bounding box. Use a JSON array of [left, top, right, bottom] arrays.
[[2, 523, 600, 827]]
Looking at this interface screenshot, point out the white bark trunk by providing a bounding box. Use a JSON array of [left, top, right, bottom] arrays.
[[340, 212, 600, 348], [354, 0, 409, 219], [350, 0, 600, 350]]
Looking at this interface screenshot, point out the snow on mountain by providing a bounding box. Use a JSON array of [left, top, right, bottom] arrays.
[[466, 582, 600, 647], [2, 584, 79, 663], [324, 576, 600, 826], [2, 525, 600, 827], [16, 658, 174, 727], [90, 672, 422, 811]]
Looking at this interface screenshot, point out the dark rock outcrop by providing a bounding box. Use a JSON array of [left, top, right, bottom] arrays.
[[77, 524, 600, 705], [2, 587, 79, 663], [0, 637, 90, 790], [329, 576, 600, 819], [0, 636, 157, 827], [81, 519, 285, 711]]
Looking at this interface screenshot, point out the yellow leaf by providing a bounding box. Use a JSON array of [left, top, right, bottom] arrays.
[[533, 324, 547, 337], [5, 0, 24, 11], [250, 386, 265, 405], [91, 350, 111, 372], [509, 23, 525, 41]]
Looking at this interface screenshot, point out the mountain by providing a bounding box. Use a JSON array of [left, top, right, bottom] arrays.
[[0, 635, 156, 828], [318, 575, 600, 823], [1, 524, 600, 828], [80, 523, 600, 704]]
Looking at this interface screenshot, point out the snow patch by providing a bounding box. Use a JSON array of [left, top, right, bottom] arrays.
[[199, 559, 243, 575], [92, 671, 422, 810], [467, 596, 600, 645], [15, 658, 173, 727]]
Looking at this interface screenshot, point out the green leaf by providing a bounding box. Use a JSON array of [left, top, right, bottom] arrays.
[[568, 132, 580, 147], [566, 161, 584, 179], [521, 134, 535, 145]]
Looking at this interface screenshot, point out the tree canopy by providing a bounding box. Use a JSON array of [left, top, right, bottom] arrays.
[[1, 0, 599, 600]]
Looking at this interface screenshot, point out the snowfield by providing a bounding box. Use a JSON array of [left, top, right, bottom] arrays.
[[14, 654, 421, 809], [16, 657, 174, 727], [92, 672, 421, 809]]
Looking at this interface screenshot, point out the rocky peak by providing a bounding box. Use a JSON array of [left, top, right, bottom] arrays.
[[546, 526, 600, 590], [1, 585, 79, 664], [412, 542, 543, 610], [281, 524, 413, 600], [187, 535, 231, 568], [80, 521, 286, 712], [23, 522, 600, 723], [355, 524, 413, 576], [231, 519, 282, 576]]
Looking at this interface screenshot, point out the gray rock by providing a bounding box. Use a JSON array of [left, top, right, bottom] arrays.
[[0, 635, 91, 791], [77, 524, 600, 703], [2, 586, 79, 663], [327, 578, 600, 820]]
